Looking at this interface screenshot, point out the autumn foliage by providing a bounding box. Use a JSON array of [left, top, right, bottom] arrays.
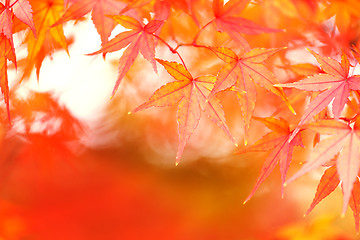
[[2, 0, 360, 238]]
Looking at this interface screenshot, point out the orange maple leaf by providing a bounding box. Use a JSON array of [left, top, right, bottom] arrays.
[[350, 178, 360, 232], [131, 59, 236, 164], [305, 165, 340, 216], [22, 0, 69, 80]]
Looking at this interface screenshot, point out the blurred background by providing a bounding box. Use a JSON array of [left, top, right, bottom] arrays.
[[0, 15, 358, 240]]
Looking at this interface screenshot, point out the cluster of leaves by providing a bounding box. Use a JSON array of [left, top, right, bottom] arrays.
[[4, 0, 360, 231]]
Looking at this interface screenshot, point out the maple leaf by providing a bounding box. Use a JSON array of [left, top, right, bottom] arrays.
[[131, 59, 236, 164], [88, 15, 163, 96], [302, 163, 360, 231], [0, 0, 36, 49], [286, 119, 360, 215], [276, 49, 360, 141], [0, 34, 15, 121], [22, 0, 69, 79], [52, 0, 127, 45], [212, 0, 280, 46], [305, 165, 340, 216], [209, 47, 294, 143], [349, 177, 360, 232], [238, 117, 303, 203]]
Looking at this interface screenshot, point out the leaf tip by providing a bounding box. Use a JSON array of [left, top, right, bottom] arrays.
[[128, 111, 132, 115], [283, 182, 287, 187], [175, 161, 179, 167], [244, 140, 247, 146], [243, 199, 248, 205], [235, 143, 239, 147], [341, 213, 345, 218]]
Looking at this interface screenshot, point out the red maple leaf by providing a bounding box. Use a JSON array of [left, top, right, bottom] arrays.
[[131, 59, 236, 164], [88, 15, 163, 96], [277, 49, 360, 141], [237, 117, 303, 203]]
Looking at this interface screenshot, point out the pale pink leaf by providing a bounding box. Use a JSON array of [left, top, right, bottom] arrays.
[[276, 74, 342, 91], [12, 0, 36, 36], [88, 31, 139, 55], [290, 82, 343, 141], [244, 136, 289, 203], [176, 84, 201, 163], [235, 63, 256, 144], [209, 62, 239, 98], [332, 82, 349, 119], [112, 36, 141, 96], [337, 134, 360, 214], [140, 32, 157, 73], [195, 76, 236, 143], [286, 133, 348, 185]]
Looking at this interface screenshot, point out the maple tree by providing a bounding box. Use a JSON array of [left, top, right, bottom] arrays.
[[3, 0, 360, 238]]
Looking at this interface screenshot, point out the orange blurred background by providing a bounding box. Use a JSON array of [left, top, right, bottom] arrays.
[[1, 14, 358, 240]]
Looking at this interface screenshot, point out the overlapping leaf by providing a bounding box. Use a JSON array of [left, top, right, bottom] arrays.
[[238, 117, 303, 203], [0, 34, 15, 121], [0, 0, 36, 55], [22, 0, 69, 79], [209, 47, 293, 143], [286, 118, 360, 215], [349, 178, 360, 232], [89, 15, 163, 96], [52, 0, 126, 45], [303, 164, 360, 231], [305, 165, 340, 216], [131, 59, 236, 164], [213, 0, 280, 46], [277, 50, 360, 141]]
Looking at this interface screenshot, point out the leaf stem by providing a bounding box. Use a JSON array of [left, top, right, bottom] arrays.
[[192, 19, 214, 45], [152, 34, 189, 71]]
